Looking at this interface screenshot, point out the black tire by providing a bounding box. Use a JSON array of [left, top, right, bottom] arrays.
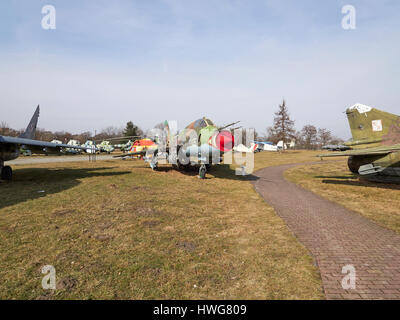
[[199, 166, 206, 179], [347, 156, 360, 174], [1, 166, 12, 181]]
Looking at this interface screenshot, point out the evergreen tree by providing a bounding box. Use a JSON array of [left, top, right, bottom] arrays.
[[268, 99, 295, 145], [124, 121, 142, 138]]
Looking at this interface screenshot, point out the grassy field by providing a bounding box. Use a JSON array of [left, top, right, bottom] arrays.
[[0, 151, 324, 300], [286, 160, 400, 234]]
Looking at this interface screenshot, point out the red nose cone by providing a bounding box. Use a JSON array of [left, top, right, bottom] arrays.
[[216, 130, 234, 152]]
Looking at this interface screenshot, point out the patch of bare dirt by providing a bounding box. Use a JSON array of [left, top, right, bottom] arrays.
[[141, 220, 161, 228], [94, 234, 113, 241], [135, 208, 162, 217], [57, 277, 78, 290], [176, 241, 197, 252]]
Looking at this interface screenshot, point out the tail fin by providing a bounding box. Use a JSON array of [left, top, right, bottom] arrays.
[[19, 105, 40, 139], [346, 103, 400, 146]]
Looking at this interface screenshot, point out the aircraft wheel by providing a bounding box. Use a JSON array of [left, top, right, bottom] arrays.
[[1, 166, 12, 181], [348, 156, 360, 174], [199, 165, 206, 179]]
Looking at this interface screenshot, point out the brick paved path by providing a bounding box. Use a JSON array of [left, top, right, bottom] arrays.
[[253, 163, 400, 300]]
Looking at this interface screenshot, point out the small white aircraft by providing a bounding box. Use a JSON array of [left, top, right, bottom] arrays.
[[233, 142, 259, 153]]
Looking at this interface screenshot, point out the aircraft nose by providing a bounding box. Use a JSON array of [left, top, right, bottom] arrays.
[[216, 130, 234, 152]]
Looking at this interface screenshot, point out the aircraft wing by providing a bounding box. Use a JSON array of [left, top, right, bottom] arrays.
[[319, 144, 400, 157], [113, 151, 150, 158], [0, 136, 89, 151]]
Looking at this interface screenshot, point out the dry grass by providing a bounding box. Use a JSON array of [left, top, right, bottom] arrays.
[[286, 160, 400, 234], [0, 151, 324, 299]]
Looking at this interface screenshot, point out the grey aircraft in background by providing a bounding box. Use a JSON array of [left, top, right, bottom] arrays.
[[0, 105, 88, 180]]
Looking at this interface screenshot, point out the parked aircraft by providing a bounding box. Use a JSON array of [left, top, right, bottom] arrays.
[[319, 104, 400, 181], [98, 140, 115, 154], [97, 136, 141, 152], [81, 140, 97, 154], [0, 106, 87, 180], [114, 138, 157, 159], [322, 144, 351, 151], [277, 140, 296, 150], [254, 140, 296, 152], [66, 140, 82, 154], [233, 142, 259, 153], [255, 141, 278, 152], [114, 117, 235, 179]]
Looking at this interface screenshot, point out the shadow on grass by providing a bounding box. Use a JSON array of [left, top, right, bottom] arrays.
[[153, 164, 260, 181], [0, 167, 131, 210], [315, 175, 357, 180], [321, 178, 400, 190], [211, 164, 260, 181]]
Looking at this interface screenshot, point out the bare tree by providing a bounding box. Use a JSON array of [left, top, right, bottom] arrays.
[[300, 125, 318, 150], [293, 130, 304, 149], [76, 131, 93, 143], [0, 122, 23, 137], [318, 128, 332, 147], [93, 126, 124, 141], [35, 128, 54, 141], [0, 121, 9, 136], [154, 122, 166, 130], [330, 136, 345, 146]]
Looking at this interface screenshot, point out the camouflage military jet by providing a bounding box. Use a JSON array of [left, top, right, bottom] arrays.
[[319, 103, 400, 181], [114, 117, 236, 179], [0, 105, 89, 180]]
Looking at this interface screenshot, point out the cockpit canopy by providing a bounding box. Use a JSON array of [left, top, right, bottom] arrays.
[[190, 118, 215, 130]]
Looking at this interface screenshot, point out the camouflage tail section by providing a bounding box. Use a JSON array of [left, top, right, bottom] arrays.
[[346, 104, 400, 148], [19, 105, 40, 139]]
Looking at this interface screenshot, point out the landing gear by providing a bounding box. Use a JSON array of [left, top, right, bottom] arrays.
[[0, 165, 12, 181], [150, 156, 158, 171], [150, 161, 158, 171], [149, 150, 158, 171], [199, 164, 207, 179]]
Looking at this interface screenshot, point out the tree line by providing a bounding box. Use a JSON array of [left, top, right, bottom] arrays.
[[262, 100, 344, 150]]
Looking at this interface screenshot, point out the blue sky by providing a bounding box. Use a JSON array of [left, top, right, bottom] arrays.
[[1, 0, 399, 139]]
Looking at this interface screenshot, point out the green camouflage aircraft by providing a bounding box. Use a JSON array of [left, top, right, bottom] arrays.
[[98, 140, 115, 154], [114, 117, 236, 179], [96, 137, 141, 152], [319, 104, 400, 181]]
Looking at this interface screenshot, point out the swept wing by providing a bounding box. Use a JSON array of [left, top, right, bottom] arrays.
[[319, 144, 400, 157], [0, 136, 89, 152]]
